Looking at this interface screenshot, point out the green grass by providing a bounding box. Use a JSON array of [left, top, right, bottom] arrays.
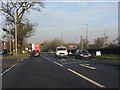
[[91, 54, 120, 60], [2, 54, 30, 59]]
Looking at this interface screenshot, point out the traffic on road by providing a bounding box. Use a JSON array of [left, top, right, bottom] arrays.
[[1, 52, 119, 88]]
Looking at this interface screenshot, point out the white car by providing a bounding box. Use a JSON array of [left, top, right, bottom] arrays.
[[55, 46, 68, 58]]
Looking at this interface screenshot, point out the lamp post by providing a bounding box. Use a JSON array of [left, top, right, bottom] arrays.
[[86, 24, 88, 49]]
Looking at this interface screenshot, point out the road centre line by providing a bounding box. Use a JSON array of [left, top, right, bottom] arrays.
[[42, 56, 51, 61], [67, 68, 106, 88], [21, 59, 24, 61], [0, 63, 17, 76], [42, 56, 63, 67], [53, 61, 63, 67], [60, 59, 66, 61], [17, 59, 21, 61], [80, 64, 96, 70], [69, 58, 76, 60], [62, 61, 83, 65]]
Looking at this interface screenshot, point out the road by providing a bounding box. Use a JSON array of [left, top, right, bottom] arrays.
[[1, 53, 120, 88]]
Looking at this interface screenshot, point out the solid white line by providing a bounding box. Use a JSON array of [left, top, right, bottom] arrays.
[[53, 61, 63, 67], [80, 64, 96, 70], [0, 64, 17, 76], [67, 69, 105, 88]]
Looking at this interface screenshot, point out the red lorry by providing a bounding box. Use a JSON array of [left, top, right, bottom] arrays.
[[30, 43, 40, 57]]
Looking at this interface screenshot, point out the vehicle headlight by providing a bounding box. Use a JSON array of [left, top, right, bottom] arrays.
[[89, 54, 91, 56], [80, 54, 83, 56]]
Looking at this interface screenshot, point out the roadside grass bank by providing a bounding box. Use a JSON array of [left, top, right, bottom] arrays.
[[2, 54, 30, 59], [91, 54, 120, 61]]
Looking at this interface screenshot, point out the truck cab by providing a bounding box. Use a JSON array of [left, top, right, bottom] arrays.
[[29, 43, 40, 57]]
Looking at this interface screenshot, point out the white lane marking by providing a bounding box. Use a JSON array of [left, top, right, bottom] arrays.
[[17, 59, 21, 62], [80, 64, 96, 70], [67, 69, 106, 88], [53, 61, 63, 67], [42, 56, 63, 66], [0, 64, 17, 76], [21, 59, 24, 61], [61, 59, 66, 61], [85, 64, 90, 65], [62, 61, 83, 65], [69, 58, 76, 60], [42, 56, 51, 61]]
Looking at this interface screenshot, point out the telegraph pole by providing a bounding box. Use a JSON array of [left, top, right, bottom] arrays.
[[80, 36, 83, 50], [61, 28, 63, 41], [86, 24, 88, 49], [15, 9, 18, 55], [103, 31, 108, 48]]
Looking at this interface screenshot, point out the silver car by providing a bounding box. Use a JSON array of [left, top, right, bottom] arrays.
[[75, 49, 91, 59]]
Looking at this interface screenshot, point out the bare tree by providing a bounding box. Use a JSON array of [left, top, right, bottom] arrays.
[[1, 1, 44, 53], [94, 37, 104, 49], [1, 1, 44, 25]]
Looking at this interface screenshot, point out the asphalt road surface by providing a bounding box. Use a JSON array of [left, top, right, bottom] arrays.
[[1, 53, 120, 88]]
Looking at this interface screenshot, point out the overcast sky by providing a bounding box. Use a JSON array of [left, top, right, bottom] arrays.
[[0, 0, 119, 44]]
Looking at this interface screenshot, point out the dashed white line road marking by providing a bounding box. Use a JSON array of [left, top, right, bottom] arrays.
[[0, 64, 17, 76], [17, 59, 21, 62], [62, 61, 83, 65], [80, 64, 96, 70], [92, 59, 97, 60], [67, 68, 106, 88], [42, 56, 63, 67], [84, 64, 90, 65], [61, 59, 66, 61], [69, 58, 76, 60], [21, 59, 24, 61], [53, 61, 63, 67], [42, 56, 51, 60]]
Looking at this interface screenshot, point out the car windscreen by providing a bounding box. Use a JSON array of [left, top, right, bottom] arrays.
[[57, 48, 67, 51], [82, 50, 89, 54]]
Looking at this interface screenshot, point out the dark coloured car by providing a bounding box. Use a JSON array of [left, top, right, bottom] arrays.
[[48, 50, 54, 54], [75, 49, 91, 59]]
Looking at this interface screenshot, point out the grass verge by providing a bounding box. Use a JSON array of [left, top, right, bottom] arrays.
[[91, 54, 120, 61], [2, 54, 30, 59]]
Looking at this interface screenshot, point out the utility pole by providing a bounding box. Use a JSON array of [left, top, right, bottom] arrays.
[[61, 28, 63, 41], [103, 31, 108, 48], [15, 9, 18, 55], [50, 41, 51, 50], [80, 36, 83, 50], [86, 24, 88, 49]]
